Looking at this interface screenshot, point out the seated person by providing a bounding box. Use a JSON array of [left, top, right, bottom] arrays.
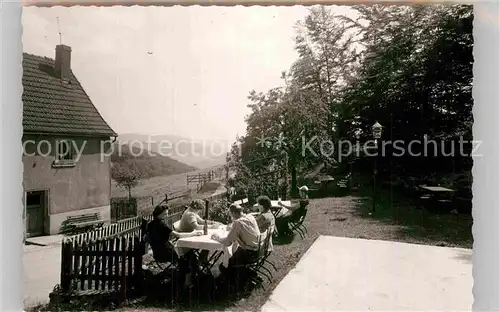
[[177, 199, 219, 266], [146, 205, 202, 288], [178, 199, 220, 232], [253, 195, 275, 250], [211, 204, 261, 272], [275, 185, 310, 236]]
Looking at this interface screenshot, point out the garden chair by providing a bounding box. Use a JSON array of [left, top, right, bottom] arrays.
[[252, 227, 276, 282], [234, 227, 275, 287], [289, 206, 309, 239], [225, 233, 265, 294], [143, 233, 178, 275], [143, 232, 197, 304], [262, 229, 278, 273]]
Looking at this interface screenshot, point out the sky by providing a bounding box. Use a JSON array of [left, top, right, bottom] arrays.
[[22, 6, 312, 143]]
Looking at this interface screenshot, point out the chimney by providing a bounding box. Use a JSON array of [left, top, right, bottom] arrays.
[[54, 44, 72, 80]]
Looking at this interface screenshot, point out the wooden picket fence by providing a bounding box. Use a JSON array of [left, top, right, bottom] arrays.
[[54, 204, 189, 300], [66, 205, 188, 244], [58, 234, 145, 299], [65, 216, 152, 244]]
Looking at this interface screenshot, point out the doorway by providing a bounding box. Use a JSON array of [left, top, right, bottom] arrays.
[[25, 191, 47, 237]]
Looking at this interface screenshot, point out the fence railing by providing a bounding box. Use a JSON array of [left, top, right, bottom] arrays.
[[57, 210, 187, 297], [187, 169, 225, 191], [65, 216, 151, 244], [111, 189, 193, 222], [66, 204, 188, 244]]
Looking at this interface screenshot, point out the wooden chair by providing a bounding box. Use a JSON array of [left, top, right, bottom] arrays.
[[289, 206, 308, 239], [253, 228, 276, 282], [143, 233, 178, 274], [256, 226, 278, 272], [234, 228, 275, 288], [229, 233, 266, 293]]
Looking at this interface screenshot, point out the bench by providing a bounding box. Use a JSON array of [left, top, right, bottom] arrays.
[[334, 173, 351, 196], [416, 186, 455, 213], [60, 213, 104, 235], [301, 176, 338, 198], [304, 181, 321, 197], [337, 173, 351, 187]]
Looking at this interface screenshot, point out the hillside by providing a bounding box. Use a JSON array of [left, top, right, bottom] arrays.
[[117, 133, 229, 169], [111, 143, 196, 178]]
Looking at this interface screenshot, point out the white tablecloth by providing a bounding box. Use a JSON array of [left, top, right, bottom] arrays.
[[273, 208, 292, 218], [254, 200, 292, 218], [173, 226, 234, 268], [271, 200, 291, 208], [253, 200, 292, 209], [173, 220, 181, 231]]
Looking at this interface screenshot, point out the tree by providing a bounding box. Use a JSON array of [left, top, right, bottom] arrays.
[[293, 6, 360, 143], [232, 4, 473, 197], [339, 4, 473, 180], [111, 160, 142, 199]]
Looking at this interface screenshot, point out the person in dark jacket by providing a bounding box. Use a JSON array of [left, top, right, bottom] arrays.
[[146, 205, 201, 288], [275, 186, 310, 236]]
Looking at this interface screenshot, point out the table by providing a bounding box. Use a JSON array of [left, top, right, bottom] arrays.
[[253, 200, 292, 218], [420, 186, 454, 193], [271, 201, 292, 218], [419, 186, 455, 200], [173, 226, 234, 268], [418, 185, 455, 212], [271, 200, 291, 207]]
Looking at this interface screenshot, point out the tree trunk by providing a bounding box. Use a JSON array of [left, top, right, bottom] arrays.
[[128, 186, 132, 200], [290, 154, 298, 198], [284, 153, 289, 200]]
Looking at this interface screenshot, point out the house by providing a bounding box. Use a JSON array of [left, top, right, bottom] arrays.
[[23, 44, 117, 237]]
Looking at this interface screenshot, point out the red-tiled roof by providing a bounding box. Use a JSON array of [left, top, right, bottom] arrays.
[[22, 52, 117, 137]]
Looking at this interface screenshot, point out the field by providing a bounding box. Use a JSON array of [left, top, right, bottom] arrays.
[[111, 168, 223, 201]]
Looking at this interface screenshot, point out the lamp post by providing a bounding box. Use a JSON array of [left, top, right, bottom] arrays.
[[225, 152, 231, 201], [372, 122, 383, 213]]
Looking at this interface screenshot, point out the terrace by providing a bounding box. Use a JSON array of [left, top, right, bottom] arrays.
[[25, 186, 472, 311]]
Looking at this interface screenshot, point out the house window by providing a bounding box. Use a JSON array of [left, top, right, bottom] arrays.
[[53, 140, 76, 167]]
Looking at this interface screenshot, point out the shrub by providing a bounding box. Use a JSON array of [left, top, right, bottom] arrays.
[[209, 199, 232, 224]]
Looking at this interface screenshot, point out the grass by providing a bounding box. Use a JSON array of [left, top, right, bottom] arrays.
[[31, 190, 472, 312], [112, 168, 218, 199], [123, 191, 471, 311], [353, 187, 473, 248]]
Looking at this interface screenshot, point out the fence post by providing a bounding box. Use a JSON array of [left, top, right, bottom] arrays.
[[120, 236, 127, 302], [71, 241, 80, 292], [121, 200, 125, 221], [127, 236, 133, 294], [134, 236, 145, 294], [60, 241, 71, 292], [80, 241, 88, 291]]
